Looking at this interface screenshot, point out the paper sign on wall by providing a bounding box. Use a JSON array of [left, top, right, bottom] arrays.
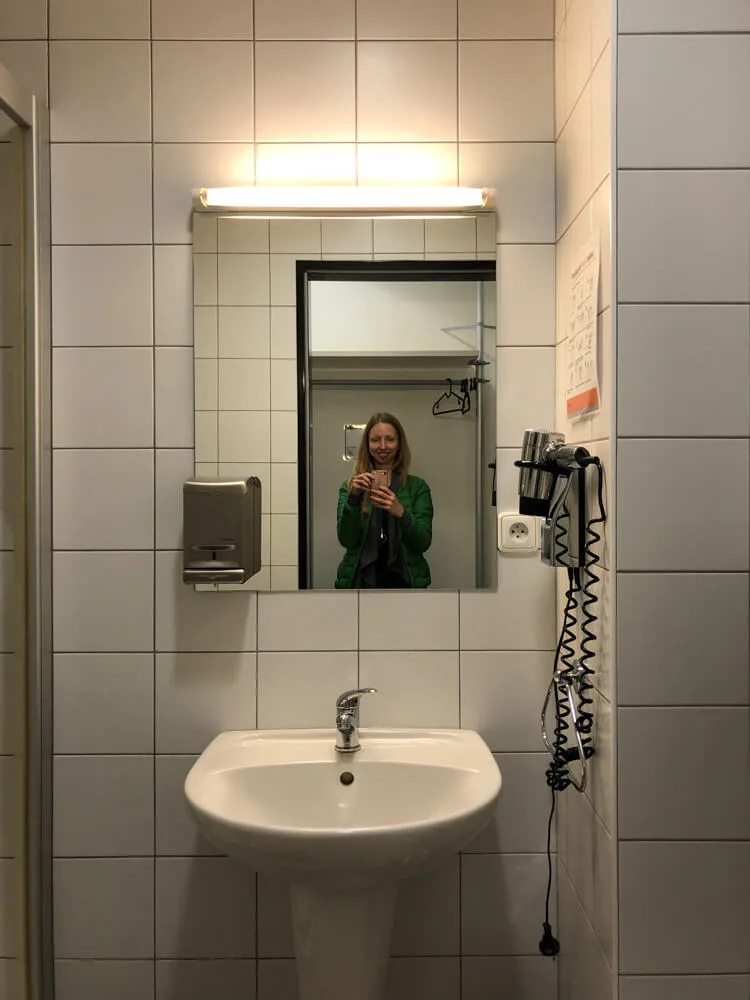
[[566, 240, 601, 421]]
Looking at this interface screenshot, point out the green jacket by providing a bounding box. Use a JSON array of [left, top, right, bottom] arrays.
[[335, 475, 433, 589]]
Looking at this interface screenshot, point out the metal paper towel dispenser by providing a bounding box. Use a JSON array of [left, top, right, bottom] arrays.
[[182, 477, 262, 585]]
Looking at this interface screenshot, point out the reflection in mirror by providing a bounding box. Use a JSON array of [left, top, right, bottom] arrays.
[[191, 215, 497, 592], [300, 266, 496, 591]]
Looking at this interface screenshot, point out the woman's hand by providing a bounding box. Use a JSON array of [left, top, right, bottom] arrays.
[[349, 472, 374, 496], [370, 486, 405, 518]]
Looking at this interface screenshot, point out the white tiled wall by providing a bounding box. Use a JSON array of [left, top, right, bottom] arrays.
[[554, 1, 616, 998], [0, 116, 26, 1000], [616, 5, 750, 998], [0, 1, 560, 998]]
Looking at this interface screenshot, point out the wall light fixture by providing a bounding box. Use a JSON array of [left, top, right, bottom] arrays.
[[196, 185, 489, 214]]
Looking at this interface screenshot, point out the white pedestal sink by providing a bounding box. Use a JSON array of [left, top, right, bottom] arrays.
[[185, 728, 501, 1000]]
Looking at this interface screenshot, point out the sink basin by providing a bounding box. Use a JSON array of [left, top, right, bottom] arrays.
[[185, 727, 501, 883], [185, 727, 501, 1000]]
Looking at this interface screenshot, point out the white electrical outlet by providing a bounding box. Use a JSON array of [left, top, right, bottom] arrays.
[[497, 512, 539, 551]]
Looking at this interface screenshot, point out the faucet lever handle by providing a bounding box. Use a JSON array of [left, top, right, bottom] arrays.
[[335, 687, 377, 710]]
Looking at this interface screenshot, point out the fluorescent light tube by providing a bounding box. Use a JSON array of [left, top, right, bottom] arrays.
[[198, 186, 488, 212]]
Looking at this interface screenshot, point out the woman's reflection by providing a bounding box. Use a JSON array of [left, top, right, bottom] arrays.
[[335, 413, 433, 589]]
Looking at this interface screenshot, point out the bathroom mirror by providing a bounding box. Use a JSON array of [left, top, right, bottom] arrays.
[[192, 214, 497, 592]]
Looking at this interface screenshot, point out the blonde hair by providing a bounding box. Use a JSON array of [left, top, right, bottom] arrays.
[[350, 413, 411, 507]]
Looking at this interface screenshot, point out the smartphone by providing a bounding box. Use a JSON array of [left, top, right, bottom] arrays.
[[370, 469, 388, 490]]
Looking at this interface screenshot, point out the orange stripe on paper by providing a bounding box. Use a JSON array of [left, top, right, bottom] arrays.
[[567, 387, 599, 414]]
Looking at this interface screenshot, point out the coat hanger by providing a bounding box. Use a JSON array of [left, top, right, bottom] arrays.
[[432, 379, 465, 416]]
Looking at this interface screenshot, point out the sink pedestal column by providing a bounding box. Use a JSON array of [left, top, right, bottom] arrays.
[[289, 882, 398, 1000]]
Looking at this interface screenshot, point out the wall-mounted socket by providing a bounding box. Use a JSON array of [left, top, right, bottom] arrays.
[[497, 512, 539, 552]]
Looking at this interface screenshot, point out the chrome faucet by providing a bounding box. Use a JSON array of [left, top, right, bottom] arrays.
[[335, 688, 377, 753]]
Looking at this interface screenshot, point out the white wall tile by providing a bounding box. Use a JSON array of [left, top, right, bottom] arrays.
[[358, 651, 459, 727], [155, 246, 193, 346], [0, 655, 24, 754], [270, 464, 297, 515], [590, 45, 611, 189], [617, 573, 749, 706], [387, 959, 460, 1000], [53, 551, 154, 652], [357, 0, 457, 39], [155, 348, 194, 447], [153, 42, 253, 142], [618, 170, 750, 303], [217, 255, 271, 306], [0, 0, 45, 37], [218, 411, 271, 463], [219, 308, 270, 358], [258, 591, 357, 650], [256, 0, 354, 39], [460, 0, 554, 39], [462, 958, 557, 1000], [496, 245, 556, 345], [269, 514, 297, 564], [358, 142, 458, 185], [357, 42, 457, 142], [557, 868, 613, 1000], [50, 42, 151, 142], [54, 859, 154, 958], [153, 143, 255, 245], [151, 0, 253, 39], [156, 959, 257, 1000], [424, 218, 476, 253], [619, 975, 750, 1000], [0, 40, 48, 103], [619, 36, 750, 169], [618, 707, 750, 840], [392, 858, 460, 955], [51, 144, 152, 245], [269, 254, 300, 307], [52, 246, 153, 347], [372, 219, 424, 253], [155, 652, 256, 752], [255, 143, 357, 185], [53, 755, 154, 856], [459, 143, 555, 243], [155, 858, 255, 958], [460, 558, 557, 650], [217, 218, 267, 253], [460, 651, 552, 751], [155, 552, 257, 652], [193, 255, 217, 306], [321, 219, 374, 255], [269, 220, 322, 255], [464, 753, 551, 854], [50, 0, 148, 38], [618, 305, 750, 437], [0, 757, 22, 856], [53, 653, 154, 754], [219, 359, 270, 410], [359, 591, 458, 650], [619, 842, 750, 974], [617, 439, 749, 572], [257, 650, 357, 727], [53, 449, 154, 549], [255, 42, 355, 141], [461, 854, 552, 955], [496, 347, 555, 447], [618, 0, 750, 33], [55, 961, 155, 1000], [155, 756, 221, 856], [460, 42, 554, 141], [270, 410, 297, 462]]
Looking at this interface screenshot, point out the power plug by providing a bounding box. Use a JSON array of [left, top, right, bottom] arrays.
[[497, 512, 539, 551]]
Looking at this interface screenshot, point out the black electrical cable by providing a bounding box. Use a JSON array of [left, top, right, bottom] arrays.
[[539, 785, 560, 957]]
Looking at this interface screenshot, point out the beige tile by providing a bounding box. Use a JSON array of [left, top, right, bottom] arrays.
[[357, 42, 457, 142], [357, 0, 457, 39], [218, 254, 270, 306], [218, 410, 271, 463], [151, 0, 253, 38], [255, 42, 355, 142], [619, 842, 750, 974], [496, 244, 555, 345], [218, 307, 270, 359], [618, 170, 750, 303], [459, 142, 555, 244], [460, 0, 554, 38], [256, 143, 357, 185], [51, 0, 148, 37], [461, 854, 552, 955], [357, 142, 458, 185], [218, 358, 270, 410], [460, 41, 554, 141], [619, 0, 750, 31], [217, 218, 268, 253], [257, 650, 357, 726], [153, 42, 253, 142], [359, 651, 460, 728], [256, 0, 354, 38], [258, 591, 357, 650], [462, 958, 556, 1000], [50, 41, 150, 142], [359, 591, 459, 650], [155, 246, 193, 346]]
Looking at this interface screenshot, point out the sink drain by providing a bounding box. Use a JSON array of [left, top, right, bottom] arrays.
[[339, 771, 354, 786]]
